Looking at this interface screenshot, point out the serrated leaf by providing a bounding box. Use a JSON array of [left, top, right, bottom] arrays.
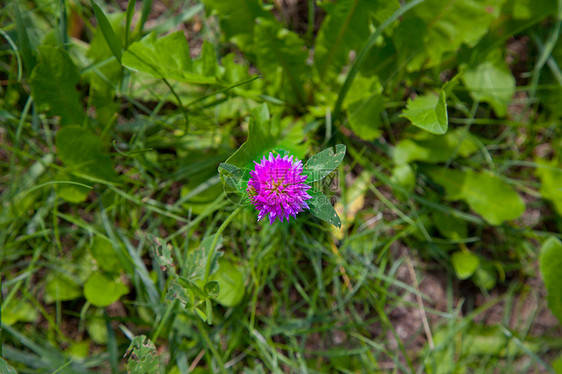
[[56, 126, 118, 184], [166, 280, 192, 308], [401, 90, 448, 135], [30, 46, 84, 126], [90, 0, 122, 62], [254, 19, 310, 104], [462, 51, 515, 117], [539, 237, 562, 324], [303, 144, 346, 183], [122, 31, 217, 84], [426, 167, 525, 225], [451, 251, 480, 280], [201, 0, 268, 52], [148, 235, 175, 274], [394, 0, 504, 71], [315, 0, 399, 77], [308, 190, 341, 228], [185, 236, 223, 281], [125, 335, 160, 374], [84, 272, 128, 307], [204, 281, 220, 300]]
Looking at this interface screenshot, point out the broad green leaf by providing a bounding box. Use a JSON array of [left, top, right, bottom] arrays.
[[125, 336, 160, 374], [254, 19, 310, 105], [90, 236, 123, 273], [204, 281, 220, 300], [393, 128, 479, 165], [122, 31, 217, 84], [54, 171, 91, 203], [66, 341, 91, 359], [201, 0, 268, 52], [221, 104, 306, 171], [308, 190, 342, 228], [90, 0, 122, 62], [1, 299, 37, 326], [451, 251, 480, 280], [391, 164, 415, 190], [315, 0, 399, 77], [87, 315, 107, 344], [56, 126, 118, 184], [208, 260, 245, 307], [536, 159, 562, 216], [426, 167, 525, 225], [303, 144, 346, 183], [473, 264, 497, 291], [462, 51, 515, 117], [30, 46, 84, 126], [432, 211, 468, 240], [185, 236, 223, 281], [166, 280, 193, 308], [45, 272, 82, 303], [84, 272, 128, 307], [394, 0, 504, 71], [401, 90, 448, 135], [539, 237, 562, 324], [194, 41, 219, 77], [347, 94, 384, 140]]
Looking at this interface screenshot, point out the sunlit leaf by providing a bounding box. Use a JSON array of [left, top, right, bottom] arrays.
[[451, 251, 480, 280], [401, 90, 448, 135], [84, 272, 128, 307], [462, 51, 515, 117]]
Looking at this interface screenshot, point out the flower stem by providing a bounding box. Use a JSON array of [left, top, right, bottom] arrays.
[[204, 206, 243, 281]]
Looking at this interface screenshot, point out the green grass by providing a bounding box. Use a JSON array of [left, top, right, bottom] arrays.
[[1, 0, 562, 373]]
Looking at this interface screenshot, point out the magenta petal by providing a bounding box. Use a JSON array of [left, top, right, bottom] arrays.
[[246, 152, 312, 224]]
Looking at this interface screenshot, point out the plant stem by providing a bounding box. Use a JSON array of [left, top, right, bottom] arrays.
[[204, 206, 243, 282]]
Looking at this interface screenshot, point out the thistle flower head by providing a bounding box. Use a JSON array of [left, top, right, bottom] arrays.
[[247, 152, 312, 224]]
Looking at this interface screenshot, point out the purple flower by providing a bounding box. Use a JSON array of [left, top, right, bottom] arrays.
[[247, 152, 312, 224]]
